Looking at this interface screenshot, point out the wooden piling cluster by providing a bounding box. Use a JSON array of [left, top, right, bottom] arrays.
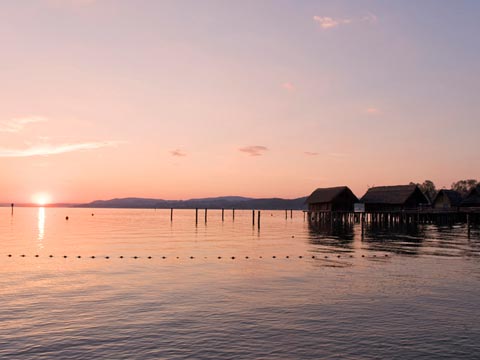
[[307, 209, 479, 236]]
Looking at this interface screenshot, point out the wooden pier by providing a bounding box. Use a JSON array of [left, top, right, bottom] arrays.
[[307, 209, 479, 235]]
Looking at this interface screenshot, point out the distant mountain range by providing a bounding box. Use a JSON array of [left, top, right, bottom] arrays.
[[76, 196, 308, 210]]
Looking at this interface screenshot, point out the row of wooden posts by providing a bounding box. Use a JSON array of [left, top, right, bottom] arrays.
[[308, 210, 478, 237], [168, 208, 296, 229]]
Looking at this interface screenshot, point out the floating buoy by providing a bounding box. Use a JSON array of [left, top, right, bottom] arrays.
[[91, 213, 94, 216], [312, 255, 315, 259], [63, 255, 67, 258], [272, 255, 276, 259], [286, 256, 289, 259], [21, 254, 25, 257], [361, 255, 365, 257], [49, 255, 53, 258], [120, 256, 124, 259], [337, 255, 341, 258], [245, 256, 249, 259], [162, 256, 166, 259], [133, 256, 138, 259], [231, 256, 235, 260], [77, 256, 81, 258], [218, 256, 221, 259], [325, 256, 328, 259], [91, 256, 95, 259], [299, 255, 303, 259], [35, 255, 39, 257], [8, 254, 12, 257], [190, 256, 194, 259], [106, 256, 110, 259], [148, 256, 152, 259], [65, 216, 69, 220]]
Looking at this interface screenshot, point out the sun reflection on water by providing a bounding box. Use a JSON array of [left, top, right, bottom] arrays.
[[37, 207, 45, 243]]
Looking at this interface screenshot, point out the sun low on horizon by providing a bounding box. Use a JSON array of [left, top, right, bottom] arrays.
[[31, 193, 52, 206]]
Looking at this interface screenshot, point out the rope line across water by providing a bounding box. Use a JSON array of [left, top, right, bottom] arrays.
[[5, 254, 390, 260]]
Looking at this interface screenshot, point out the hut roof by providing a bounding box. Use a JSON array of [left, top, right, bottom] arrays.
[[434, 189, 463, 206], [461, 186, 480, 206], [360, 184, 427, 204], [306, 186, 357, 204]]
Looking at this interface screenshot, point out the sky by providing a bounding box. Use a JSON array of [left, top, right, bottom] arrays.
[[0, 0, 479, 203]]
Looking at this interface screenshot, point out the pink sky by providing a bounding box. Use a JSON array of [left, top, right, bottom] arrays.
[[0, 1, 479, 203]]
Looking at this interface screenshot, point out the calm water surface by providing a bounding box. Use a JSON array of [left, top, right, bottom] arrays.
[[1, 207, 480, 359]]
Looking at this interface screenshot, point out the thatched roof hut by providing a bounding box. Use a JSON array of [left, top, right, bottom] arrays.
[[461, 186, 480, 208], [306, 186, 358, 212], [360, 184, 429, 211], [432, 189, 463, 210]]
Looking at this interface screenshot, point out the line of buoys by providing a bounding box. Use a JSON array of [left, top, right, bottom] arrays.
[[5, 253, 391, 260]]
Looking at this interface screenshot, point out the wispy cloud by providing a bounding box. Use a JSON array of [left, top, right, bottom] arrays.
[[0, 141, 121, 158], [304, 151, 319, 156], [313, 13, 377, 29], [170, 149, 186, 157], [366, 107, 381, 114], [0, 116, 48, 133], [281, 82, 296, 91], [328, 152, 349, 158], [239, 146, 268, 157], [313, 16, 351, 29]]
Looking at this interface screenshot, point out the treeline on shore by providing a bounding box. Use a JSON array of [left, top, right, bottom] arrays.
[[409, 179, 479, 202]]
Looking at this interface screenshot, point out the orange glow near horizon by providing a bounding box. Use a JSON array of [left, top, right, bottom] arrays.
[[32, 193, 52, 206]]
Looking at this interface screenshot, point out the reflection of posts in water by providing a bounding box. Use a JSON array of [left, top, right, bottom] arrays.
[[11, 203, 14, 215]]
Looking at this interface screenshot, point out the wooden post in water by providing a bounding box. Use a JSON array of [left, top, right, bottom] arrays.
[[285, 209, 287, 220], [467, 213, 471, 238], [170, 208, 173, 222], [258, 211, 261, 229], [222, 208, 224, 222], [11, 203, 14, 215], [252, 210, 255, 226], [290, 209, 293, 219], [361, 213, 365, 239], [195, 208, 198, 225], [233, 208, 235, 221], [205, 208, 208, 223]]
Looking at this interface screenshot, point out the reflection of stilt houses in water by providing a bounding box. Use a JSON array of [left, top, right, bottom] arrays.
[[360, 184, 429, 212], [432, 189, 463, 211]]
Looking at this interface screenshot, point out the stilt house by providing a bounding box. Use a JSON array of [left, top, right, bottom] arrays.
[[432, 190, 463, 210], [306, 186, 358, 212], [461, 186, 480, 208], [360, 184, 429, 212]]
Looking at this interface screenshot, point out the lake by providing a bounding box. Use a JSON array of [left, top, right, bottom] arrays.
[[1, 207, 480, 359]]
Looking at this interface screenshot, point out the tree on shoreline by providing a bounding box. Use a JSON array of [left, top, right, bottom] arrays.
[[410, 180, 437, 203], [451, 179, 478, 196]]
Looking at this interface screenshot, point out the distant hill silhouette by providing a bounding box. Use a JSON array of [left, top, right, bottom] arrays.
[[77, 196, 308, 210]]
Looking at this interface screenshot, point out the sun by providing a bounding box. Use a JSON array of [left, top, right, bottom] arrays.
[[32, 193, 52, 206]]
